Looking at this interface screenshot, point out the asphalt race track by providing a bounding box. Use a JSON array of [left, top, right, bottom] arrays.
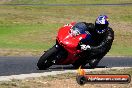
[[0, 57, 131, 76]]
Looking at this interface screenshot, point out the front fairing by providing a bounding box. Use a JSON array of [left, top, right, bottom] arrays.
[[57, 25, 87, 52], [56, 23, 92, 64]]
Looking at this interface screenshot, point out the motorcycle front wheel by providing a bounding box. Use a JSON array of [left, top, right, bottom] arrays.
[[37, 45, 58, 70]]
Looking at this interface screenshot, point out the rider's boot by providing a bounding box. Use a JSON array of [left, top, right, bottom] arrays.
[[89, 59, 100, 68]]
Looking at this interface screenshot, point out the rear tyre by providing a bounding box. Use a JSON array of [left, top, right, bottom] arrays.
[[37, 46, 58, 70]]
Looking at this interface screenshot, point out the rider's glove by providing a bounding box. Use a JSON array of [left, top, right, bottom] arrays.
[[80, 44, 91, 51]]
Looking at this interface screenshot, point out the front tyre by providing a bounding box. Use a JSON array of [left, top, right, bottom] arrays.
[[37, 45, 58, 70]]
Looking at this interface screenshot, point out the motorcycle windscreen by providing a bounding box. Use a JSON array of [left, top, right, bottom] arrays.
[[71, 22, 88, 36]]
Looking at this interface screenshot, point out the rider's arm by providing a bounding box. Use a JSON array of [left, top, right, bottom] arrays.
[[90, 28, 114, 53]]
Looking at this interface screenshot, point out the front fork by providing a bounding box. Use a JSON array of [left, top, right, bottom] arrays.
[[53, 44, 68, 64]]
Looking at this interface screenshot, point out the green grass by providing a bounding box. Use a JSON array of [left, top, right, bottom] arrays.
[[0, 6, 132, 24], [1, 0, 132, 4], [109, 46, 132, 56], [0, 24, 60, 50], [0, 3, 131, 56]]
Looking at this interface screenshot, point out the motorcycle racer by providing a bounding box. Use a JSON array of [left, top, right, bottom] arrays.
[[37, 15, 114, 70], [72, 15, 114, 68]]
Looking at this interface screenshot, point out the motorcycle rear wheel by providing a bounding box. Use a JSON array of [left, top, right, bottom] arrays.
[[37, 45, 58, 70]]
